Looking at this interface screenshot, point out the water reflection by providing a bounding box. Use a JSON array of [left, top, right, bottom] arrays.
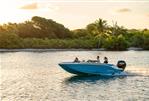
[[64, 75, 126, 84], [61, 75, 128, 101]]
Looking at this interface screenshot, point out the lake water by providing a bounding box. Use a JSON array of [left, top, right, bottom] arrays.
[[0, 51, 149, 101]]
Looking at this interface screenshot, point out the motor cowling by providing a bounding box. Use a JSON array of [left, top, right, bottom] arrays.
[[117, 60, 126, 71]]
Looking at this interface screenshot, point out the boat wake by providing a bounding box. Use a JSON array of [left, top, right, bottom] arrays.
[[65, 75, 117, 83], [125, 66, 149, 77], [64, 72, 149, 84]]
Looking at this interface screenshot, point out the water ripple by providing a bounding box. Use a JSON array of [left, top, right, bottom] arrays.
[[1, 51, 149, 101]]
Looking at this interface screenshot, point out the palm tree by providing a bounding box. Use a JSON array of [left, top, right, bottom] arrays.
[[87, 18, 108, 37], [109, 21, 127, 36], [86, 18, 109, 48], [95, 18, 108, 35]]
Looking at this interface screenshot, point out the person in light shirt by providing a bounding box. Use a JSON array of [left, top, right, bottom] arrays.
[[97, 56, 100, 63]]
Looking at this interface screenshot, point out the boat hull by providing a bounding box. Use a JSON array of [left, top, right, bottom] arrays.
[[59, 62, 124, 76]]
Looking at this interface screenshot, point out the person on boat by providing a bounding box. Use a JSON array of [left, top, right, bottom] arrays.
[[74, 57, 80, 62], [97, 56, 100, 62], [87, 56, 100, 63], [104, 57, 108, 64]]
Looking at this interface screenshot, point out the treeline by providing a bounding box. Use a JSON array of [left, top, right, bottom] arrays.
[[0, 16, 149, 50]]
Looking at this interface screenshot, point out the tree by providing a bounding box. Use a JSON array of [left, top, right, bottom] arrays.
[[109, 22, 127, 36], [142, 30, 149, 49], [72, 29, 89, 38], [17, 21, 42, 38], [95, 18, 108, 35], [0, 32, 23, 48], [32, 16, 72, 39], [86, 18, 108, 37], [131, 32, 144, 47], [103, 35, 128, 50]]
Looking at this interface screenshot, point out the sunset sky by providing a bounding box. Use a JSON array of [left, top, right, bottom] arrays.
[[0, 0, 149, 29]]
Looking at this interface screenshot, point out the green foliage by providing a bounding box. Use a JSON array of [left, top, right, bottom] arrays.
[[142, 30, 149, 50], [0, 32, 23, 48], [108, 22, 127, 36], [130, 31, 144, 47], [21, 38, 97, 49], [31, 16, 72, 39], [103, 35, 128, 50], [72, 29, 91, 39], [86, 18, 108, 37], [0, 16, 72, 39], [0, 16, 149, 50]]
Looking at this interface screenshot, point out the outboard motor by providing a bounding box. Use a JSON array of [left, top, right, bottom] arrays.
[[117, 60, 126, 71]]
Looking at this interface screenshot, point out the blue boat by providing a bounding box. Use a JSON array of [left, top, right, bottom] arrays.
[[59, 60, 126, 76]]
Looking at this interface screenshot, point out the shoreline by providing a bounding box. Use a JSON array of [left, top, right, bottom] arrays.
[[0, 47, 145, 52], [0, 48, 105, 52]]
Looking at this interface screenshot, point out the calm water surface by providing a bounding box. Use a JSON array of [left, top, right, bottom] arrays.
[[0, 51, 149, 101]]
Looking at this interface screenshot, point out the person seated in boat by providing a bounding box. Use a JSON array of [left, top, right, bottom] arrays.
[[97, 56, 100, 62], [87, 56, 100, 63], [74, 57, 80, 62], [104, 57, 108, 64]]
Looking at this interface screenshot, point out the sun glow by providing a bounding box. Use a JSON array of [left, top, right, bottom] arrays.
[[0, 0, 149, 29], [0, 0, 35, 24]]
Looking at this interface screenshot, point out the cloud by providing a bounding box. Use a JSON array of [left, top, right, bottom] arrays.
[[117, 8, 131, 13], [20, 2, 38, 10], [19, 2, 59, 12]]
